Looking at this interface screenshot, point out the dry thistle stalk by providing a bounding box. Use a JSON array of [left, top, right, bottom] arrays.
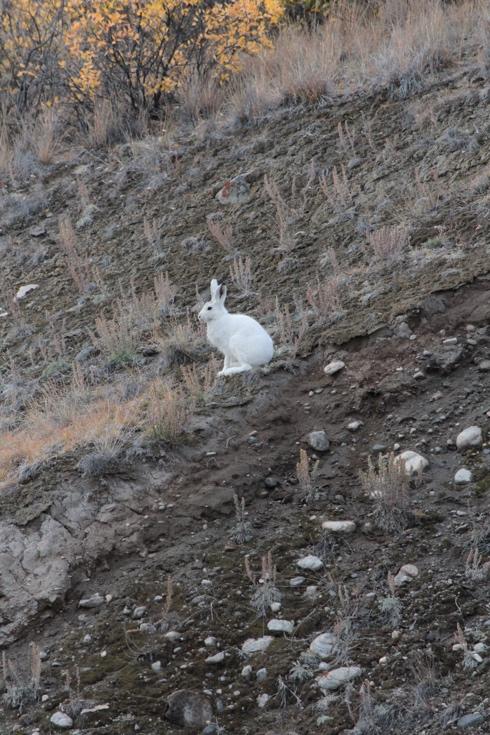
[[465, 548, 490, 581], [359, 452, 410, 533], [229, 255, 255, 296], [58, 214, 92, 294], [245, 551, 282, 617], [306, 275, 341, 318], [231, 492, 253, 543], [274, 299, 308, 357], [207, 214, 233, 251], [296, 448, 319, 502], [264, 173, 295, 253], [367, 225, 410, 263], [320, 165, 353, 212]]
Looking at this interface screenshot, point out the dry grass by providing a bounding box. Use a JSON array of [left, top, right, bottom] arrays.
[[306, 276, 341, 318], [320, 166, 355, 213], [180, 360, 216, 403], [264, 174, 295, 253], [144, 379, 193, 442], [33, 108, 60, 164], [206, 214, 234, 252], [91, 306, 139, 365], [273, 299, 309, 356], [360, 452, 410, 532], [229, 255, 254, 297], [367, 225, 410, 263], [58, 214, 93, 293], [226, 0, 480, 120]]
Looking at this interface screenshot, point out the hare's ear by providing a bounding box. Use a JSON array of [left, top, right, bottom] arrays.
[[210, 279, 219, 300], [218, 283, 227, 304]]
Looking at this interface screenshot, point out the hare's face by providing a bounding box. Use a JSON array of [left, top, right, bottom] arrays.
[[198, 299, 225, 323]]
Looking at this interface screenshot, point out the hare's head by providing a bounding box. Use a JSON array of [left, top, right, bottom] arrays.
[[198, 279, 227, 322]]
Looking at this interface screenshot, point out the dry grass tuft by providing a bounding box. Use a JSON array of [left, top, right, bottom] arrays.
[[360, 452, 410, 532], [367, 225, 410, 263], [58, 214, 93, 293], [144, 379, 192, 442], [229, 255, 254, 297], [306, 276, 341, 318], [206, 214, 234, 252]]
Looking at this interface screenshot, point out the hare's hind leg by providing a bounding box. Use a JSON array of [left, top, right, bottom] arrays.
[[221, 363, 252, 376]]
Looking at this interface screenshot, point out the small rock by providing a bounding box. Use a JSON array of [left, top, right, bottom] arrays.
[[165, 690, 213, 729], [395, 321, 412, 339], [317, 666, 362, 690], [216, 175, 252, 205], [151, 661, 162, 673], [267, 619, 294, 635], [204, 636, 217, 647], [394, 564, 419, 586], [133, 606, 147, 619], [256, 667, 267, 682], [30, 225, 46, 237], [241, 636, 273, 655], [241, 665, 252, 677], [309, 632, 336, 659], [322, 520, 356, 533], [202, 725, 219, 735], [307, 431, 329, 452], [456, 426, 482, 450], [270, 601, 281, 613], [82, 634, 92, 644], [290, 576, 305, 587], [478, 360, 490, 372], [455, 468, 473, 484], [79, 593, 104, 609], [264, 476, 279, 489], [50, 712, 73, 729], [348, 420, 363, 431], [324, 360, 345, 376], [206, 651, 225, 664], [15, 284, 39, 301], [398, 450, 429, 475], [457, 713, 486, 729], [257, 693, 270, 708], [297, 555, 323, 571]]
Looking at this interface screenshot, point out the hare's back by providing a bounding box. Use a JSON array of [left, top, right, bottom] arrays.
[[229, 313, 268, 336]]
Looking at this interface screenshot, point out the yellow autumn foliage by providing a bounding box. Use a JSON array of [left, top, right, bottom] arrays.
[[0, 0, 284, 114]]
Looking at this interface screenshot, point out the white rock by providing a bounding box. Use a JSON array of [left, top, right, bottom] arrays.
[[454, 468, 473, 484], [394, 564, 419, 586], [50, 712, 73, 729], [82, 634, 92, 644], [474, 642, 488, 654], [289, 576, 305, 587], [151, 661, 162, 672], [15, 284, 39, 301], [270, 601, 281, 613], [267, 619, 294, 635], [204, 636, 217, 647], [241, 665, 253, 677], [456, 426, 482, 450], [164, 631, 180, 641], [322, 520, 356, 534], [348, 420, 363, 431], [297, 555, 323, 571], [309, 632, 336, 659], [317, 666, 362, 690], [133, 606, 147, 619], [256, 667, 267, 681], [79, 593, 104, 609], [305, 585, 319, 600], [241, 636, 273, 655], [324, 360, 345, 376], [206, 651, 225, 664], [307, 431, 330, 452], [257, 693, 270, 708], [398, 450, 429, 475]]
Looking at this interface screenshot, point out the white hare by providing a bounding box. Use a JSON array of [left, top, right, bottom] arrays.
[[198, 279, 274, 376]]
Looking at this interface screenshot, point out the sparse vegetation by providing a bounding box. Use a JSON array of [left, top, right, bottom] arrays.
[[245, 551, 282, 618], [360, 453, 410, 533]]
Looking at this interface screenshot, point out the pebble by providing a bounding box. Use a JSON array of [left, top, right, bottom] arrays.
[[324, 360, 345, 376], [457, 713, 486, 728], [78, 593, 104, 609], [290, 576, 305, 587], [456, 426, 482, 450], [317, 666, 362, 690], [204, 636, 217, 647], [398, 450, 429, 475], [50, 712, 73, 729], [15, 284, 39, 301], [241, 636, 273, 655], [216, 175, 252, 205], [151, 661, 162, 673], [348, 420, 363, 431], [454, 468, 473, 484], [256, 668, 267, 682], [82, 634, 92, 644], [305, 585, 319, 600], [257, 693, 270, 708], [267, 619, 294, 635], [165, 690, 213, 729], [270, 601, 281, 612], [322, 520, 356, 533], [133, 606, 147, 619], [297, 555, 323, 571], [394, 564, 419, 586], [307, 430, 330, 452], [206, 651, 225, 664], [309, 632, 336, 659], [241, 665, 252, 677]]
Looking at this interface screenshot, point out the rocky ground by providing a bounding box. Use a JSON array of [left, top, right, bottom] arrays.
[[1, 44, 490, 735]]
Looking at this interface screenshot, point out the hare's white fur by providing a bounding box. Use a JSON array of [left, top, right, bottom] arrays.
[[198, 279, 273, 376]]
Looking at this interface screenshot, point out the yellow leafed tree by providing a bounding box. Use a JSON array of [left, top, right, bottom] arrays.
[[0, 0, 285, 115]]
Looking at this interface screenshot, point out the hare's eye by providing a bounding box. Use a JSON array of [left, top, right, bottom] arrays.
[[207, 306, 212, 310]]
